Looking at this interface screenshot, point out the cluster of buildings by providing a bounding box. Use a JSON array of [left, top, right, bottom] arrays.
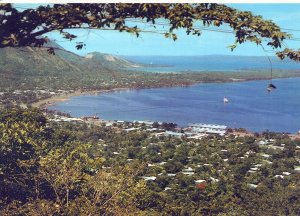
[[158, 123, 228, 139], [187, 123, 227, 136], [113, 120, 228, 139], [49, 113, 229, 139]]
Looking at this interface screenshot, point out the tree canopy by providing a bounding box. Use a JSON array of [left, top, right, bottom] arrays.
[[1, 108, 299, 215], [0, 3, 300, 61]]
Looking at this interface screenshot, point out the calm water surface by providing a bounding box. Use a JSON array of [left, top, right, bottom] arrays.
[[49, 78, 300, 133], [123, 56, 300, 73]]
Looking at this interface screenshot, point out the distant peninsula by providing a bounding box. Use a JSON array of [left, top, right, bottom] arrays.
[[1, 43, 300, 108]]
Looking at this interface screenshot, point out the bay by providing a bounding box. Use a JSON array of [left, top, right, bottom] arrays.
[[49, 78, 300, 133], [122, 55, 300, 73]]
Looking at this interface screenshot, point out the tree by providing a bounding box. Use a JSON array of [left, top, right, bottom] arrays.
[[0, 109, 156, 215], [1, 3, 300, 61], [0, 108, 49, 206], [163, 160, 183, 173], [152, 122, 160, 128]]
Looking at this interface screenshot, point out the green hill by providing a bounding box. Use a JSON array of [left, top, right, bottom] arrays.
[[1, 42, 300, 94], [0, 43, 140, 90]]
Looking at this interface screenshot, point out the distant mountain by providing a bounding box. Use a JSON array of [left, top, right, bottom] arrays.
[[1, 43, 300, 92], [84, 52, 140, 69], [0, 42, 141, 90], [122, 55, 300, 72]]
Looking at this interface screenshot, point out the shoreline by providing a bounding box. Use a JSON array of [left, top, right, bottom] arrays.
[[32, 84, 300, 136], [31, 88, 130, 108], [30, 77, 300, 135], [32, 76, 300, 109]]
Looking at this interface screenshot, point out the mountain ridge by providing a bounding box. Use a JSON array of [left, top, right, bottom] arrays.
[[0, 42, 140, 90]]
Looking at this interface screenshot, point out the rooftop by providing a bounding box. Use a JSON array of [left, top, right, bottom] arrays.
[[188, 123, 227, 130]]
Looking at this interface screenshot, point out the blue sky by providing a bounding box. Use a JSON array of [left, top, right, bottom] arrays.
[[16, 3, 300, 56]]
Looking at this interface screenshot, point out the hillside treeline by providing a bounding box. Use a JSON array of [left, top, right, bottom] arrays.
[[0, 108, 299, 215]]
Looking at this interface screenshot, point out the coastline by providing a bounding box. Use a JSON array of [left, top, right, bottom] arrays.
[[32, 77, 300, 135], [31, 88, 130, 108], [31, 76, 300, 109]]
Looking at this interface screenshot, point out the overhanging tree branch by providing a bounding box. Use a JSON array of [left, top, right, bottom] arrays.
[[0, 3, 299, 61]]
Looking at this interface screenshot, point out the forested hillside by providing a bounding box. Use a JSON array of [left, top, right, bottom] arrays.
[[2, 41, 300, 92], [0, 42, 140, 90], [2, 42, 300, 108], [0, 108, 299, 215]]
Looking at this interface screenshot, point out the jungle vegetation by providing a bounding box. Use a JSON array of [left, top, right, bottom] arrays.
[[0, 108, 299, 215]]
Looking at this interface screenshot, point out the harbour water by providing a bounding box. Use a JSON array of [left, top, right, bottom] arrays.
[[49, 78, 300, 133], [123, 55, 300, 73]]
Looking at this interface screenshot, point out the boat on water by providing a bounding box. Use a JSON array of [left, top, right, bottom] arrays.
[[267, 83, 277, 93], [223, 97, 229, 103]]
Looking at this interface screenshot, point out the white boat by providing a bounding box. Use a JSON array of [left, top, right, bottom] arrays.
[[223, 97, 229, 103]]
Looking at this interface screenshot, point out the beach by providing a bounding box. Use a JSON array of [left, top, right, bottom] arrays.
[[31, 88, 130, 108]]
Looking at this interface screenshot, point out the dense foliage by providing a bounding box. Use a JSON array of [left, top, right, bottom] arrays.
[[1, 108, 299, 215], [0, 3, 300, 61]]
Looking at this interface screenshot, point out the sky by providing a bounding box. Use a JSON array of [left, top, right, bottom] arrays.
[[15, 3, 300, 56]]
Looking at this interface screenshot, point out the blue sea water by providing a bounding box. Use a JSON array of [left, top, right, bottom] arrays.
[[122, 55, 300, 72], [49, 78, 300, 133]]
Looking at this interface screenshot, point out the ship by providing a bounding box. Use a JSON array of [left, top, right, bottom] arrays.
[[223, 97, 229, 103]]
